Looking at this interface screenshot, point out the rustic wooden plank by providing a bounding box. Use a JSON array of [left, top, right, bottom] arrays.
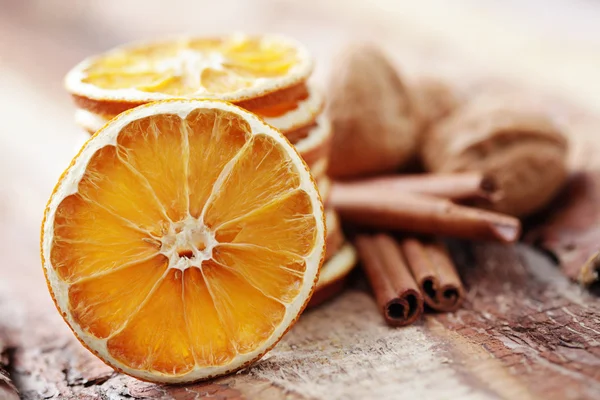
[[6, 293, 293, 399], [438, 243, 600, 399], [0, 294, 20, 400], [244, 243, 600, 400], [528, 171, 600, 286], [6, 244, 600, 399]]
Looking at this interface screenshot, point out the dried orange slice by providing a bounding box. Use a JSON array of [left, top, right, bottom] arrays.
[[74, 109, 331, 176], [254, 86, 323, 133], [74, 108, 110, 134], [74, 85, 322, 137], [65, 34, 313, 116], [308, 244, 357, 308], [317, 176, 332, 204], [41, 99, 325, 383], [294, 115, 332, 168], [310, 158, 328, 181], [324, 210, 344, 261]]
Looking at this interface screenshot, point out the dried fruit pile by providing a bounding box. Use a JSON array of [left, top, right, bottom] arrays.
[[66, 34, 358, 306], [41, 34, 357, 384]]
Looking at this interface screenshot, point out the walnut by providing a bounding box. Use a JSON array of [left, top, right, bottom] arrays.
[[326, 44, 419, 179], [410, 77, 461, 132], [422, 94, 569, 217]]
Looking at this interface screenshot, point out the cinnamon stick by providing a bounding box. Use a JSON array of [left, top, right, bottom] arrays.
[[334, 172, 501, 202], [330, 185, 521, 243], [355, 234, 423, 326], [400, 238, 464, 312]]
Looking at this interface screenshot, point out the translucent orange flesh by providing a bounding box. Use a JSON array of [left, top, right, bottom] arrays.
[[50, 109, 317, 375], [82, 37, 300, 96]]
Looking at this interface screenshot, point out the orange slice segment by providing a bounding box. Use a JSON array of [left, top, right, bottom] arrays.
[[41, 100, 325, 383], [213, 244, 305, 302], [68, 255, 168, 339], [107, 269, 195, 375], [50, 194, 161, 282], [65, 35, 313, 116], [182, 267, 236, 367], [200, 260, 286, 353]]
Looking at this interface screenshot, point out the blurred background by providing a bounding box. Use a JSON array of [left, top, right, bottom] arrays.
[[2, 0, 600, 310]]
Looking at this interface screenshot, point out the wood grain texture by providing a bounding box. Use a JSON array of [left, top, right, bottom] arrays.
[[528, 172, 600, 286], [439, 243, 600, 399], [2, 0, 600, 399], [0, 295, 20, 400]]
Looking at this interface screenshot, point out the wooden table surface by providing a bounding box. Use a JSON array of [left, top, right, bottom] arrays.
[[2, 1, 600, 399]]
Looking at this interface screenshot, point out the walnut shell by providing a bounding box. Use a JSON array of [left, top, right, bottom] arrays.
[[410, 77, 461, 131], [326, 44, 419, 179], [422, 95, 569, 217]]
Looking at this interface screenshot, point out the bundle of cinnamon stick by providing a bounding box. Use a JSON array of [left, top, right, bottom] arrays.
[[325, 43, 570, 327], [330, 173, 516, 326]]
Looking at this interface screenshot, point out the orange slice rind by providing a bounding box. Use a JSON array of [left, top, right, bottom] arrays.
[[324, 210, 343, 261], [75, 85, 323, 137], [309, 158, 328, 181], [75, 108, 109, 134], [42, 99, 325, 383], [308, 244, 357, 308], [255, 86, 324, 133], [65, 34, 313, 116], [294, 114, 332, 167], [317, 176, 332, 204], [318, 244, 356, 289]]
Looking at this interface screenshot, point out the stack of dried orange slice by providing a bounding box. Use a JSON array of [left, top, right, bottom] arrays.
[[44, 34, 355, 383], [65, 34, 356, 309]]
